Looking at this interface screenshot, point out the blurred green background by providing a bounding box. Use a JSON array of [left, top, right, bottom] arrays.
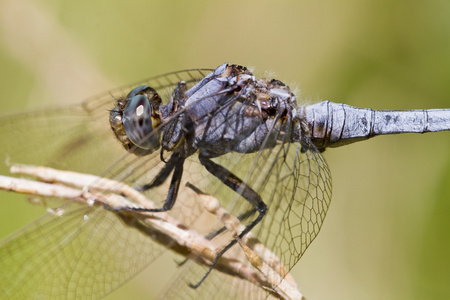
[[0, 0, 449, 299]]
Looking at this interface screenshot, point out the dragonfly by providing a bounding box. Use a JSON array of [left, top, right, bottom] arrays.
[[0, 63, 449, 299]]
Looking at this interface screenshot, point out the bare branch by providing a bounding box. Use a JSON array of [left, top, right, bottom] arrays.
[[0, 164, 303, 300]]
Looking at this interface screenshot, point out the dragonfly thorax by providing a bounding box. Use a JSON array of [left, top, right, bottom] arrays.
[[110, 63, 300, 159], [178, 64, 299, 157]]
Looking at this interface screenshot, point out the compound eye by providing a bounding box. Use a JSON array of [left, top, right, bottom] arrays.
[[122, 94, 161, 154], [127, 85, 150, 98], [127, 85, 162, 110]]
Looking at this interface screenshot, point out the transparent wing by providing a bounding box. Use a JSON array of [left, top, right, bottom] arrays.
[[155, 139, 331, 299], [90, 80, 332, 298], [0, 66, 332, 300], [0, 68, 213, 173], [0, 202, 168, 299], [181, 96, 333, 275], [160, 137, 331, 299], [161, 258, 274, 300], [0, 69, 213, 299]]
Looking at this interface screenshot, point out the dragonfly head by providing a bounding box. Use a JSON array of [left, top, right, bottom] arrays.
[[110, 85, 162, 156]]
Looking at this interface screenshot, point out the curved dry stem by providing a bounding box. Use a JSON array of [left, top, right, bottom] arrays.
[[0, 164, 304, 300]]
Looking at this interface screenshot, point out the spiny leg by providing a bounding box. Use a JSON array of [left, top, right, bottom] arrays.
[[135, 153, 179, 192], [204, 208, 257, 240], [189, 156, 267, 288], [175, 184, 256, 267], [108, 153, 185, 213]]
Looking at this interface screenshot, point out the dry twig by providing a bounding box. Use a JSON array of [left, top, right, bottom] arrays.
[[0, 164, 304, 300]]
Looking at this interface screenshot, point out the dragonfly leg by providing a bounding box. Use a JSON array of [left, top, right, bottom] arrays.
[[135, 153, 179, 192], [189, 156, 267, 288], [204, 208, 257, 240], [174, 185, 256, 267], [107, 153, 185, 213]]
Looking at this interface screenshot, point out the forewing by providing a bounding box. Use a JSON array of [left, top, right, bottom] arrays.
[[0, 69, 212, 299], [0, 68, 213, 174]]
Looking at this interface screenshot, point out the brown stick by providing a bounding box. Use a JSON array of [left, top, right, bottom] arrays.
[[0, 164, 303, 300]]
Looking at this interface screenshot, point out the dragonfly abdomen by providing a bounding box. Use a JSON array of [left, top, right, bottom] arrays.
[[299, 100, 450, 150]]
